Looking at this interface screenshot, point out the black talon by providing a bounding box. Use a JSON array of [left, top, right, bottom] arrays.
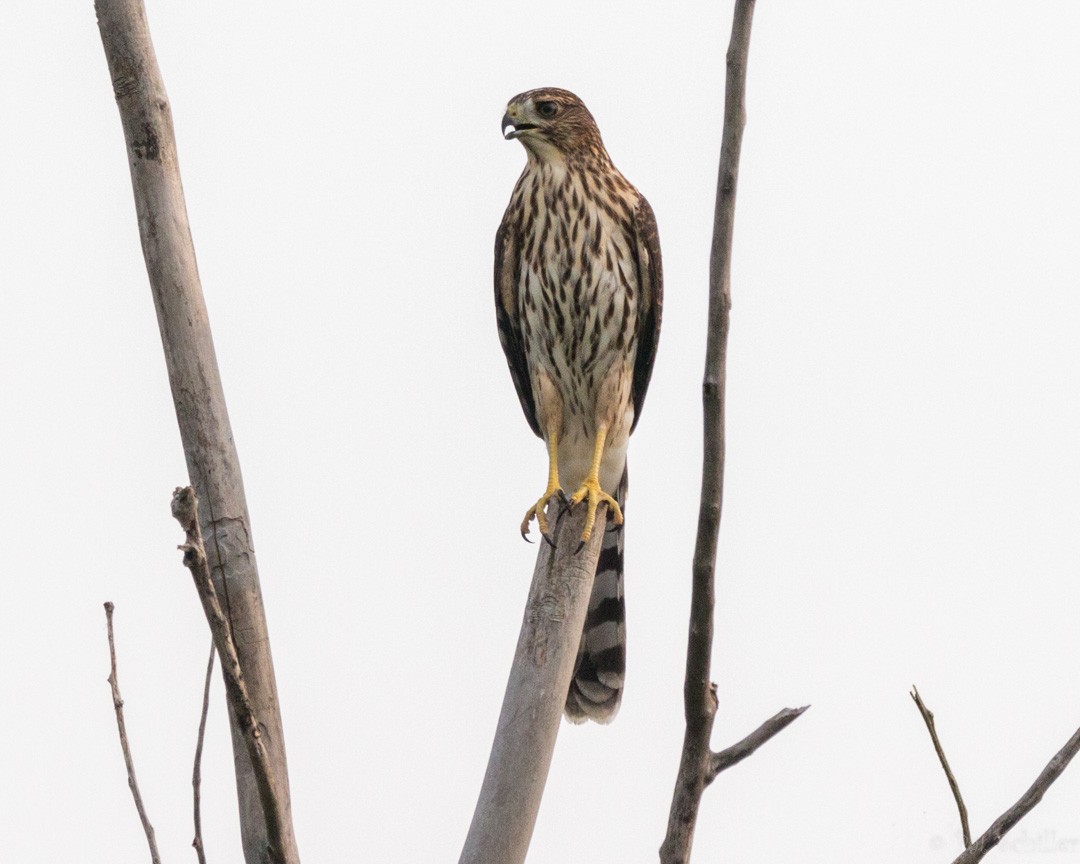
[[574, 539, 585, 555], [521, 530, 534, 543], [542, 532, 556, 549]]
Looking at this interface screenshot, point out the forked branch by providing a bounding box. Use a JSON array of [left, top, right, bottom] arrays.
[[910, 685, 1080, 863], [660, 3, 807, 862], [950, 721, 1080, 863]]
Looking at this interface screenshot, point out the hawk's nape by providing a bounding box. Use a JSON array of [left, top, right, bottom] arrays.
[[495, 88, 662, 723]]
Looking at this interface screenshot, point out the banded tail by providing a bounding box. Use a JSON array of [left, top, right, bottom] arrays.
[[565, 466, 628, 724]]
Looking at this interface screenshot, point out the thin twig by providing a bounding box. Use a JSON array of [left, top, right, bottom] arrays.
[[911, 686, 971, 848], [104, 602, 162, 864], [193, 641, 215, 864], [950, 722, 1080, 864], [172, 487, 288, 864], [708, 706, 810, 781]]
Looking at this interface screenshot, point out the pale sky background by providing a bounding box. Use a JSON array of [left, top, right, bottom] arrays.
[[3, 1, 1080, 862]]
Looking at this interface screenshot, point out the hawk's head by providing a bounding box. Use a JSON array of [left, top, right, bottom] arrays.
[[502, 88, 606, 163]]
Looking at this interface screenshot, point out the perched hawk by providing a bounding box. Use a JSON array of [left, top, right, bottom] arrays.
[[495, 88, 662, 723]]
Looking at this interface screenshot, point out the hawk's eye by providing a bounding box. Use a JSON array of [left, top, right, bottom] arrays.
[[537, 101, 559, 118]]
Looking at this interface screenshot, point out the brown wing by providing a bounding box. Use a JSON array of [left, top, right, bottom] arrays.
[[629, 193, 663, 433], [494, 212, 541, 438]]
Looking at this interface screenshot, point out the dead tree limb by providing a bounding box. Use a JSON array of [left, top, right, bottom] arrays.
[[707, 705, 809, 781], [94, 3, 299, 862], [911, 686, 971, 848], [193, 641, 215, 864], [459, 504, 607, 864], [660, 3, 807, 862], [173, 488, 289, 864], [947, 722, 1080, 864], [910, 685, 1080, 863], [104, 602, 162, 864]]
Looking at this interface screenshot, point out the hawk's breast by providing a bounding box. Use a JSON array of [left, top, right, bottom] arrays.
[[515, 164, 641, 425]]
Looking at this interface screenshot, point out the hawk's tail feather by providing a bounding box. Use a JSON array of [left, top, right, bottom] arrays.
[[565, 465, 628, 724]]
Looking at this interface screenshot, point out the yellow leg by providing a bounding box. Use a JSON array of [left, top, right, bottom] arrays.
[[520, 431, 564, 540], [568, 422, 624, 542]]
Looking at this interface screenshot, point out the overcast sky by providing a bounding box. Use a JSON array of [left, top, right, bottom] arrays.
[[3, 1, 1080, 862]]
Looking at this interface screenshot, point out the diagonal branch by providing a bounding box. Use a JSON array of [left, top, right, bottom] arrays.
[[459, 504, 607, 864], [910, 686, 970, 848], [660, 4, 807, 862], [104, 602, 162, 864], [172, 487, 288, 864], [708, 705, 810, 781], [949, 722, 1080, 864], [193, 641, 215, 864]]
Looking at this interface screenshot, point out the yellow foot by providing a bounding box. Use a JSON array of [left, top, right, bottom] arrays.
[[568, 478, 624, 543], [520, 486, 565, 542]]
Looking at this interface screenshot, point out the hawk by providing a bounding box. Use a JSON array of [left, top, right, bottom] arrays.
[[495, 88, 662, 723]]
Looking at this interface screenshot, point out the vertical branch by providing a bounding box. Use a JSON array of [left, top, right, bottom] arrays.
[[688, 0, 756, 724], [193, 642, 216, 864], [459, 505, 607, 864], [93, 3, 299, 862], [660, 2, 758, 862], [104, 602, 163, 864]]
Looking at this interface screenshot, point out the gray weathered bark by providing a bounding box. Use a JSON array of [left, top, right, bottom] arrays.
[[94, 3, 299, 862], [459, 505, 607, 864], [173, 487, 291, 864]]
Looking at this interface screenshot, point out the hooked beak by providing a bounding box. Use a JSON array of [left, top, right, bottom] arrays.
[[502, 112, 537, 140]]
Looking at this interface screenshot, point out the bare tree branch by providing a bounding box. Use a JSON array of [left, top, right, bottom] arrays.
[[911, 686, 971, 848], [681, 0, 754, 730], [172, 487, 288, 864], [193, 642, 215, 864], [660, 3, 806, 862], [94, 3, 298, 861], [104, 602, 162, 864], [911, 685, 1080, 864], [459, 504, 608, 864], [949, 722, 1080, 864], [708, 705, 810, 781]]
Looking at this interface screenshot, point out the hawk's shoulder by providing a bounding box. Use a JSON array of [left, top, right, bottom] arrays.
[[630, 191, 663, 432], [494, 204, 541, 437]]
